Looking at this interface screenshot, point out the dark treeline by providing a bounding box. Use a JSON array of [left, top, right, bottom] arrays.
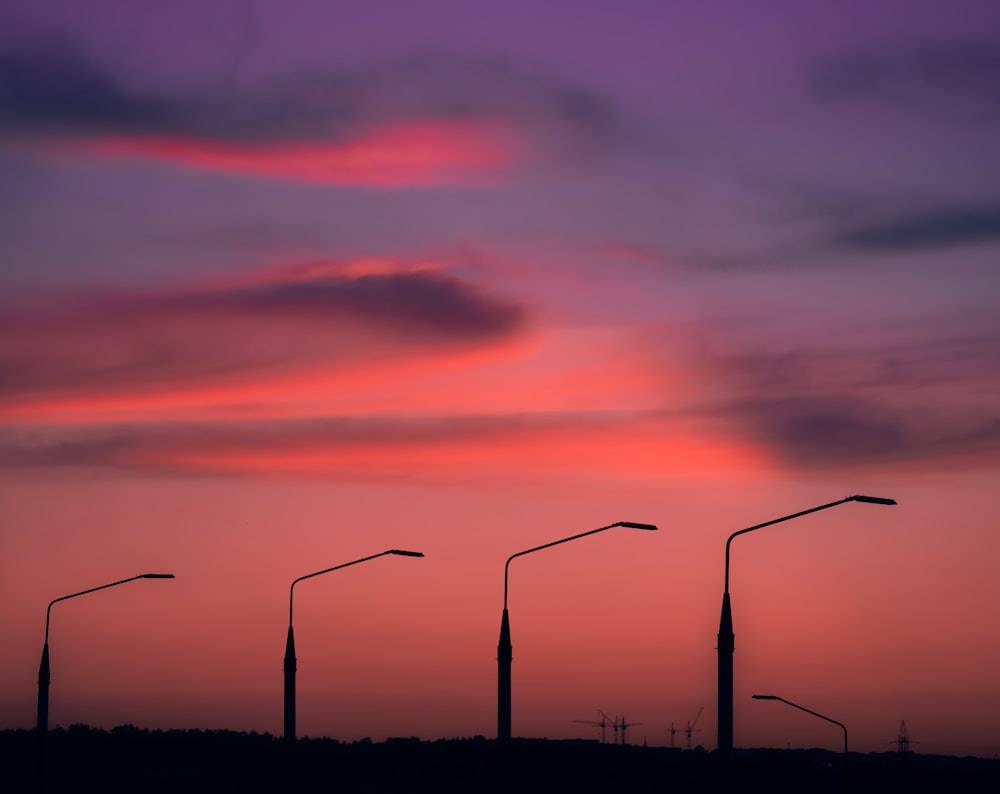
[[3, 725, 998, 793]]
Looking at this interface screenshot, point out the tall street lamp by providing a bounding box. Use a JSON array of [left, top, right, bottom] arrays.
[[283, 549, 424, 741], [752, 694, 848, 759], [37, 573, 176, 732], [497, 520, 658, 740], [717, 495, 894, 755]]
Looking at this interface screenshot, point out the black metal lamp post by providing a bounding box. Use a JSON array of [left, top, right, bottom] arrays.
[[498, 520, 658, 740], [37, 573, 175, 732], [717, 495, 894, 754], [283, 549, 423, 741]]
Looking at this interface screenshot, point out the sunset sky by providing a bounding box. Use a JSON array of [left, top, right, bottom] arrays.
[[2, 0, 999, 757]]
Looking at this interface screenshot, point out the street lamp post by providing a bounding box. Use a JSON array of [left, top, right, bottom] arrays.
[[37, 573, 176, 732], [283, 549, 424, 741], [717, 495, 894, 755], [497, 520, 658, 740], [752, 694, 848, 759]]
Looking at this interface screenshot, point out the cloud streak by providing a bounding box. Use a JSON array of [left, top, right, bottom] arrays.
[[811, 39, 1000, 131], [0, 265, 525, 402], [727, 393, 1000, 468], [812, 39, 1000, 123], [0, 408, 765, 484], [0, 43, 633, 184], [833, 201, 1000, 251], [705, 332, 1000, 470]]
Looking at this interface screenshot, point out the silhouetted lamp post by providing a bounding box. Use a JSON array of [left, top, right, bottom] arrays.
[[283, 549, 424, 741], [717, 495, 894, 755], [36, 573, 176, 732], [752, 694, 848, 758], [497, 520, 658, 740]]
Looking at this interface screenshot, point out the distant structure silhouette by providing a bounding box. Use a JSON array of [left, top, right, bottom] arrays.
[[618, 716, 641, 746], [897, 720, 912, 754], [682, 706, 703, 750], [573, 710, 612, 743]]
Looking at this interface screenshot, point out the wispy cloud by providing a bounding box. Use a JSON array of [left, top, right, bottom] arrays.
[[726, 393, 1000, 468], [0, 408, 765, 484], [0, 43, 634, 185], [0, 265, 525, 403], [833, 201, 1000, 251], [812, 39, 1000, 123], [705, 332, 1000, 470]]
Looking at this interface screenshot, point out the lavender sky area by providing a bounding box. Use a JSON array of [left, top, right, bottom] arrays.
[[1, 0, 999, 757]]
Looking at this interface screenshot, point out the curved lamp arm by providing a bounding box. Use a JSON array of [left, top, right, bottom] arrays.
[[724, 495, 895, 593], [753, 694, 848, 756], [289, 549, 424, 625], [45, 573, 175, 643], [503, 521, 657, 609]]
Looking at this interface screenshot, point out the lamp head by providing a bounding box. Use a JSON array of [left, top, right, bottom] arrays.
[[141, 573, 175, 579], [849, 495, 896, 505], [752, 695, 779, 700], [388, 550, 425, 557], [619, 521, 658, 531]]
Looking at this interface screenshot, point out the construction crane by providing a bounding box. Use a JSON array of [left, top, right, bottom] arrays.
[[682, 707, 704, 751], [669, 721, 678, 748], [572, 710, 612, 743], [618, 715, 643, 747]]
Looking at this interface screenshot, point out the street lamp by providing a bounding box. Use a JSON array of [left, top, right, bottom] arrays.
[[283, 549, 424, 741], [752, 694, 848, 758], [497, 520, 658, 740], [717, 495, 894, 754], [37, 573, 176, 732]]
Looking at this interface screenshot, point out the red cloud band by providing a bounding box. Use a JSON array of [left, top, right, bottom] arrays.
[[74, 120, 525, 186]]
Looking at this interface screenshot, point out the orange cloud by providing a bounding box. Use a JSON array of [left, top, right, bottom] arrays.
[[74, 119, 525, 186]]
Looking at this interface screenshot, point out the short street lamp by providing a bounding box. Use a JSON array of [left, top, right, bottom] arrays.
[[37, 573, 176, 732], [752, 694, 849, 759]]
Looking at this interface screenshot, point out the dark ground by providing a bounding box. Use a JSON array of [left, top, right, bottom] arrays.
[[3, 726, 998, 793]]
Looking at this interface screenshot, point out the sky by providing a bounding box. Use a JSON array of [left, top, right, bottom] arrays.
[[1, 0, 999, 758]]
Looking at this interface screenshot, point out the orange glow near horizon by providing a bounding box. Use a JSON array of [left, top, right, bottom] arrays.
[[71, 119, 525, 185]]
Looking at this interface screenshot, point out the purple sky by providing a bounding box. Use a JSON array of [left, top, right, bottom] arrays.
[[1, 0, 999, 757]]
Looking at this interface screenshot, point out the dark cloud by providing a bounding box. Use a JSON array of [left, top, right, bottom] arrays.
[[155, 271, 525, 337], [812, 40, 1000, 122], [0, 42, 632, 156], [834, 201, 1000, 251], [0, 41, 174, 134], [708, 335, 1000, 470], [0, 269, 525, 397], [729, 393, 1000, 468], [730, 394, 907, 462], [715, 329, 1000, 395]]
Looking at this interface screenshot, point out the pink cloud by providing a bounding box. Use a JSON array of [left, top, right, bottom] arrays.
[[71, 119, 526, 186], [0, 264, 526, 412]]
